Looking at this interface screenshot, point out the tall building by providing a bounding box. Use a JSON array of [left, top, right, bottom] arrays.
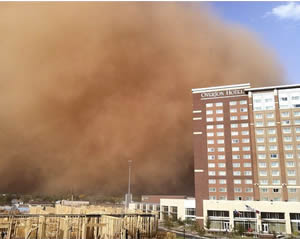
[[192, 83, 300, 226]]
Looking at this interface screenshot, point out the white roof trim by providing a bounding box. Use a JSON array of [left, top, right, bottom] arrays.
[[192, 83, 250, 93], [246, 83, 300, 92]]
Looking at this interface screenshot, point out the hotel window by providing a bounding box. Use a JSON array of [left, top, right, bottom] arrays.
[[208, 171, 216, 176], [207, 140, 214, 144], [217, 139, 224, 144], [218, 147, 225, 152], [216, 109, 223, 114], [282, 120, 291, 125], [232, 155, 240, 160], [266, 106, 275, 110], [209, 188, 216, 192], [272, 180, 280, 185], [241, 123, 249, 128], [207, 132, 214, 137], [219, 188, 227, 192], [230, 101, 237, 106], [231, 131, 238, 136], [232, 147, 239, 151], [267, 121, 275, 126], [281, 112, 289, 117], [256, 129, 264, 135], [216, 117, 223, 121], [257, 137, 264, 143], [208, 155, 215, 160], [270, 154, 278, 159], [231, 124, 238, 128], [294, 111, 300, 117], [233, 171, 241, 176], [245, 188, 253, 193], [256, 114, 263, 119], [218, 163, 225, 168], [292, 95, 300, 101], [208, 148, 215, 152], [230, 108, 237, 113], [232, 139, 239, 144], [206, 110, 213, 115], [281, 97, 288, 102], [208, 179, 216, 184], [269, 145, 278, 151], [217, 132, 224, 136], [231, 116, 238, 120], [216, 124, 224, 129], [268, 129, 276, 134], [218, 155, 225, 160], [296, 127, 300, 133], [256, 121, 264, 127], [209, 196, 216, 200], [284, 144, 293, 150], [244, 163, 251, 167], [234, 180, 241, 184], [206, 103, 213, 108], [288, 180, 296, 185], [240, 100, 247, 105], [207, 118, 213, 122], [240, 115, 248, 120], [269, 137, 277, 143], [245, 179, 252, 184], [234, 188, 241, 192], [284, 136, 292, 142], [288, 188, 296, 193], [208, 163, 215, 168], [241, 108, 248, 112], [243, 154, 251, 159], [286, 161, 295, 167], [257, 146, 266, 151], [286, 154, 293, 159], [271, 162, 279, 168], [297, 136, 300, 141], [260, 180, 268, 185], [219, 179, 226, 184], [242, 131, 249, 135], [266, 113, 274, 118], [219, 171, 226, 176], [261, 188, 268, 193], [259, 162, 267, 168], [207, 125, 214, 129], [272, 170, 280, 176], [259, 171, 267, 176], [254, 106, 262, 111], [297, 144, 300, 150], [233, 163, 240, 168], [258, 154, 266, 159], [283, 127, 291, 133], [244, 171, 252, 176], [216, 102, 223, 107], [295, 120, 300, 125], [243, 146, 250, 151], [242, 138, 250, 144], [288, 170, 296, 176]]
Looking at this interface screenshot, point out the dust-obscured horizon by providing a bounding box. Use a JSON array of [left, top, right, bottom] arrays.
[[0, 2, 283, 195]]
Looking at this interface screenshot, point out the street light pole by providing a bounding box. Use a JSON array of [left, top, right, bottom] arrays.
[[128, 160, 132, 197]]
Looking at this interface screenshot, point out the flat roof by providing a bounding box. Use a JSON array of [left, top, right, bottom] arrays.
[[245, 83, 300, 92], [192, 83, 250, 93]]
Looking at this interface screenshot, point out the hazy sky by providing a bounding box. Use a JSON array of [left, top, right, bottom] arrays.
[[211, 1, 300, 85]]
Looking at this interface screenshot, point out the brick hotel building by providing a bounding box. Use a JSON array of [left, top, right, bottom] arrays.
[[192, 83, 300, 226]]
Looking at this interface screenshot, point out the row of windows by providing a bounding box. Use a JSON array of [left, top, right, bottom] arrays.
[[208, 154, 251, 160], [257, 144, 300, 151], [259, 179, 297, 185], [259, 161, 297, 168], [231, 131, 249, 136], [280, 111, 300, 117], [259, 170, 296, 177], [209, 187, 227, 192], [255, 111, 300, 119], [207, 117, 223, 122], [207, 132, 224, 137], [256, 120, 300, 126], [207, 124, 224, 129], [209, 196, 253, 201], [255, 113, 275, 119], [208, 146, 252, 152], [230, 115, 248, 120], [206, 102, 223, 108], [208, 162, 252, 168], [234, 179, 253, 184], [206, 109, 223, 114], [232, 138, 250, 143], [231, 123, 249, 128], [234, 187, 253, 193], [258, 153, 300, 159], [232, 146, 251, 151], [230, 108, 248, 113], [207, 139, 224, 144], [256, 136, 300, 142], [230, 100, 247, 105], [233, 171, 252, 176], [208, 179, 227, 184]]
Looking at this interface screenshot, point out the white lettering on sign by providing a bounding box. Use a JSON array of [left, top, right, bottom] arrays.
[[200, 89, 244, 98]]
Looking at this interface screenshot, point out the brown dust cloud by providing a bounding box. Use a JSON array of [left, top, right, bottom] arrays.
[[0, 3, 283, 195]]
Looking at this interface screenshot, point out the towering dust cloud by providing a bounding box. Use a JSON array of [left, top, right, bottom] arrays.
[[0, 3, 282, 195]]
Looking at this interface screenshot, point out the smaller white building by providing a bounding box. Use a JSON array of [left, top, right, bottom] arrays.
[[160, 198, 196, 221]]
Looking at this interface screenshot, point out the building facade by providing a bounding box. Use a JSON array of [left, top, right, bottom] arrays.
[[192, 83, 300, 227]]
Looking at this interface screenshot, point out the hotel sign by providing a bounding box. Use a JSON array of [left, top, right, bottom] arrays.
[[200, 89, 245, 98]]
